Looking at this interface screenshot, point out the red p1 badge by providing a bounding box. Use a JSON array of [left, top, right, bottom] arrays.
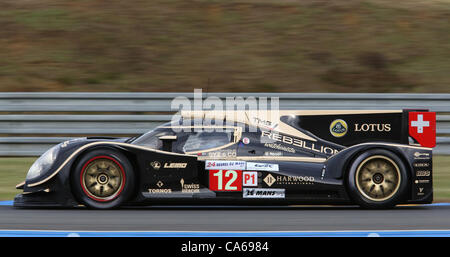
[[409, 112, 436, 148], [243, 171, 258, 186]]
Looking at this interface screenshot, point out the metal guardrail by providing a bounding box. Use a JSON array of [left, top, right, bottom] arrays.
[[2, 92, 450, 111], [0, 92, 449, 156]]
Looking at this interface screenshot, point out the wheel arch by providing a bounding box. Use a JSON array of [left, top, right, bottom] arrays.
[[68, 144, 141, 204], [340, 145, 412, 182], [338, 145, 413, 207]]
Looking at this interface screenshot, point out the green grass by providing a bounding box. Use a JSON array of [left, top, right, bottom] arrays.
[[0, 0, 449, 92], [1, 155, 449, 202], [0, 157, 36, 201], [433, 155, 450, 200]]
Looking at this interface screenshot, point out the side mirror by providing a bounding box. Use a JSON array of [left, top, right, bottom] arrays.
[[159, 135, 177, 152]]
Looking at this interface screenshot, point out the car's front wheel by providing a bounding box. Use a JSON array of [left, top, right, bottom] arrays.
[[347, 149, 409, 209], [71, 149, 135, 209]]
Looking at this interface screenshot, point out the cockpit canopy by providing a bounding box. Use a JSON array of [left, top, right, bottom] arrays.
[[132, 119, 243, 154]]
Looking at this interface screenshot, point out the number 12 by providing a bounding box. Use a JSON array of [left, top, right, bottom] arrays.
[[209, 170, 242, 191]]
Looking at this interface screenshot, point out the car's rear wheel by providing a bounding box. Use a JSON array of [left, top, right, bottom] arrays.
[[347, 149, 408, 209], [71, 149, 135, 209]]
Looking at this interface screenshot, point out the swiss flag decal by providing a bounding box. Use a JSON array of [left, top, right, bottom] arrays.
[[409, 112, 436, 148]]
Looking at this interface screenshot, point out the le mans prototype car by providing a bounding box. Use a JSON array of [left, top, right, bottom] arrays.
[[14, 110, 436, 209]]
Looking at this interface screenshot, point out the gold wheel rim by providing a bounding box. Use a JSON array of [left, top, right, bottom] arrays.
[[355, 155, 401, 202], [82, 158, 124, 201]]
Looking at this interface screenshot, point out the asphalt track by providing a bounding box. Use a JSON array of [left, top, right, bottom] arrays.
[[1, 202, 450, 236]]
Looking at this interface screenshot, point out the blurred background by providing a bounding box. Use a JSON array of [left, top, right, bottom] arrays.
[[0, 0, 449, 202], [0, 0, 449, 92]]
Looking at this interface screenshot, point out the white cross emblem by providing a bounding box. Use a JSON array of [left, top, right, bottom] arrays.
[[411, 114, 429, 133]]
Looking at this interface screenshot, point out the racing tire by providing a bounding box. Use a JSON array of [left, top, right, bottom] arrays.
[[347, 149, 409, 209], [71, 148, 135, 209]]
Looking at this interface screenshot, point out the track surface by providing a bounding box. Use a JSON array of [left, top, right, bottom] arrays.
[[1, 204, 450, 231]]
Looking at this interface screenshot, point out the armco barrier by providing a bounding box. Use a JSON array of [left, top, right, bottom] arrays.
[[0, 92, 448, 156]]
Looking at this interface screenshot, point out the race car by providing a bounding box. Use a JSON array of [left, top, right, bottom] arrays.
[[14, 109, 436, 209]]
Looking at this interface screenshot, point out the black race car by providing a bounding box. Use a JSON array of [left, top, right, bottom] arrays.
[[14, 110, 436, 209]]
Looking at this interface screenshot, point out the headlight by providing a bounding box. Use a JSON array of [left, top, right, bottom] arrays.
[[26, 146, 59, 180]]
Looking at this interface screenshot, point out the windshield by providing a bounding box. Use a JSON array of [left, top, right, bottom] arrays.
[[182, 131, 232, 153], [132, 127, 174, 149]]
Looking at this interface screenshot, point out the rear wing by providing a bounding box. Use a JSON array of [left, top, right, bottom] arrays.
[[290, 110, 436, 148]]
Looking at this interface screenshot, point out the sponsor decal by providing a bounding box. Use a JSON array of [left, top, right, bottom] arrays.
[[209, 170, 242, 191], [418, 187, 425, 196], [203, 149, 237, 158], [275, 175, 315, 185], [416, 170, 431, 177], [409, 112, 436, 148], [180, 178, 200, 193], [205, 160, 246, 170], [150, 161, 187, 170], [414, 152, 429, 157], [150, 161, 161, 170], [251, 117, 278, 130], [263, 174, 276, 187], [148, 180, 172, 193], [243, 171, 258, 186], [415, 179, 430, 184], [354, 123, 391, 132], [329, 119, 348, 138], [414, 162, 430, 168], [264, 151, 283, 156], [243, 188, 285, 198], [263, 174, 315, 187], [261, 131, 338, 155], [242, 137, 250, 144], [246, 162, 279, 172], [148, 188, 172, 193], [414, 152, 431, 160], [164, 162, 187, 169], [264, 143, 295, 153]]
